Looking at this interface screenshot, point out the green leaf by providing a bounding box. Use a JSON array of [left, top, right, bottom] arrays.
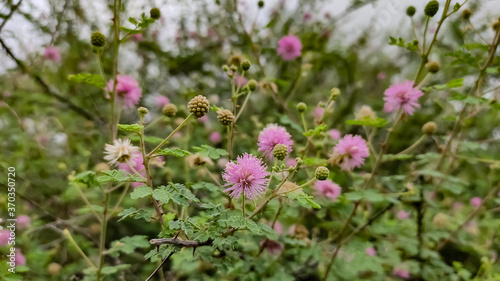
[[246, 220, 262, 234], [120, 27, 141, 34], [101, 264, 131, 275], [128, 17, 138, 25], [346, 117, 388, 128], [192, 145, 228, 159], [68, 73, 105, 88], [118, 124, 143, 133], [192, 182, 220, 192], [73, 171, 99, 187], [98, 170, 146, 183], [109, 236, 150, 256], [382, 154, 414, 162], [130, 135, 164, 144], [155, 183, 200, 206], [287, 192, 321, 209], [157, 148, 191, 157], [227, 215, 246, 229], [278, 114, 303, 133], [130, 185, 152, 199], [118, 207, 139, 222], [152, 188, 171, 204], [303, 124, 327, 137]]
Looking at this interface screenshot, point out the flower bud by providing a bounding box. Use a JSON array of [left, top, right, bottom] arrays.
[[91, 32, 106, 47], [217, 109, 234, 126], [424, 1, 439, 17], [247, 79, 257, 91], [258, 0, 264, 8], [138, 106, 148, 117], [162, 104, 177, 117], [426, 61, 440, 74], [295, 157, 303, 166], [493, 21, 500, 31], [188, 95, 210, 118], [296, 102, 307, 112], [222, 65, 229, 72], [315, 166, 329, 181], [48, 263, 62, 276], [432, 213, 449, 228], [406, 6, 416, 17], [422, 121, 437, 135], [355, 105, 377, 121], [150, 8, 161, 19], [330, 87, 341, 100], [241, 60, 251, 71], [462, 9, 472, 20], [230, 64, 238, 73], [273, 144, 288, 161]]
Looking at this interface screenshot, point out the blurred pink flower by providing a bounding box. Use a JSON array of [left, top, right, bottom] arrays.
[[332, 135, 369, 171], [273, 221, 283, 234], [233, 72, 247, 87], [383, 80, 423, 115], [314, 180, 341, 201], [260, 239, 283, 255], [365, 247, 377, 256], [452, 201, 463, 211], [470, 197, 482, 208], [223, 153, 269, 200], [15, 249, 26, 266], [312, 107, 324, 121], [397, 210, 409, 220], [393, 268, 410, 279], [107, 75, 142, 108], [277, 35, 302, 61], [0, 230, 10, 246], [198, 115, 209, 124], [285, 158, 297, 168], [43, 46, 61, 63], [131, 33, 143, 43], [17, 215, 31, 229], [258, 124, 293, 160], [303, 12, 312, 21], [209, 132, 222, 143], [217, 158, 229, 169], [329, 129, 340, 140], [154, 96, 170, 107], [377, 72, 386, 80]]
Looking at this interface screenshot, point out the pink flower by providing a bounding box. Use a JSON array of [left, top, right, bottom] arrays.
[[452, 201, 463, 211], [15, 249, 26, 266], [314, 180, 341, 201], [258, 124, 293, 160], [273, 221, 283, 234], [303, 12, 312, 21], [233, 72, 247, 87], [285, 158, 297, 168], [154, 96, 170, 107], [0, 230, 10, 246], [329, 129, 340, 140], [393, 268, 410, 279], [17, 215, 31, 229], [383, 80, 423, 115], [131, 33, 143, 43], [332, 135, 369, 171], [312, 107, 324, 121], [107, 75, 142, 108], [198, 115, 209, 124], [470, 197, 482, 208], [209, 132, 222, 143], [43, 46, 61, 63], [277, 35, 302, 61], [397, 210, 409, 220], [365, 247, 377, 256], [119, 152, 145, 188], [223, 153, 269, 200]]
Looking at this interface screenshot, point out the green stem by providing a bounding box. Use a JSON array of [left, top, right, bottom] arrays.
[[147, 114, 193, 158], [63, 229, 96, 269], [96, 193, 109, 281], [395, 135, 427, 156], [235, 90, 252, 121]]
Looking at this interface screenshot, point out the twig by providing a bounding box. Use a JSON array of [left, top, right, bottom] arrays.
[[145, 251, 175, 281]]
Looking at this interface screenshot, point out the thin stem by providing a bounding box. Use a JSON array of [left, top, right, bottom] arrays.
[[282, 178, 316, 195], [235, 90, 252, 121], [96, 192, 109, 281], [75, 184, 102, 223], [147, 114, 193, 158], [242, 192, 246, 217], [395, 135, 427, 156], [111, 184, 130, 215], [63, 229, 96, 268]]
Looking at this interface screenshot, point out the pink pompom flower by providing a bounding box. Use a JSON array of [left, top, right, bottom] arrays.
[[332, 134, 369, 171], [383, 80, 423, 115], [277, 35, 302, 61], [393, 268, 410, 279], [209, 132, 222, 143], [258, 124, 293, 160], [131, 33, 143, 43], [223, 153, 269, 200], [43, 46, 61, 62], [397, 210, 409, 220], [329, 129, 340, 140], [154, 96, 170, 107], [233, 72, 247, 87], [17, 215, 31, 229], [314, 180, 341, 201], [470, 197, 482, 208], [0, 230, 11, 246], [365, 247, 377, 256], [15, 249, 26, 266], [107, 75, 142, 108]]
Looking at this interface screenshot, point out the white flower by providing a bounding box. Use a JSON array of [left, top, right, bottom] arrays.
[[104, 139, 140, 165]]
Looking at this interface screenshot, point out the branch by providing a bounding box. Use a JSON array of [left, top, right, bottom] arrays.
[[150, 238, 211, 248], [0, 37, 101, 123]]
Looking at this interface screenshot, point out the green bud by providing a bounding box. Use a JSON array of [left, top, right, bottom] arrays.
[[315, 166, 329, 181], [247, 79, 257, 91], [230, 65, 238, 72], [406, 6, 416, 17], [273, 144, 288, 161], [424, 1, 439, 17], [241, 60, 251, 71], [296, 102, 307, 112], [91, 32, 106, 48], [222, 65, 229, 72], [330, 88, 341, 100], [150, 8, 161, 19], [138, 107, 148, 117], [258, 0, 264, 8]]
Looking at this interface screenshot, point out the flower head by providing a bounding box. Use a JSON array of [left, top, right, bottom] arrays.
[[17, 215, 31, 229], [43, 46, 61, 62], [209, 132, 222, 143], [365, 247, 377, 256], [329, 129, 340, 140], [104, 138, 140, 165], [154, 96, 170, 107], [223, 153, 269, 200], [277, 35, 302, 61], [132, 33, 143, 43], [393, 267, 410, 279], [107, 75, 142, 108], [258, 124, 293, 159], [332, 135, 369, 171], [314, 180, 341, 201], [260, 239, 283, 255], [397, 210, 409, 220], [470, 197, 482, 208], [383, 80, 423, 115], [0, 230, 10, 246], [15, 249, 26, 266]]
